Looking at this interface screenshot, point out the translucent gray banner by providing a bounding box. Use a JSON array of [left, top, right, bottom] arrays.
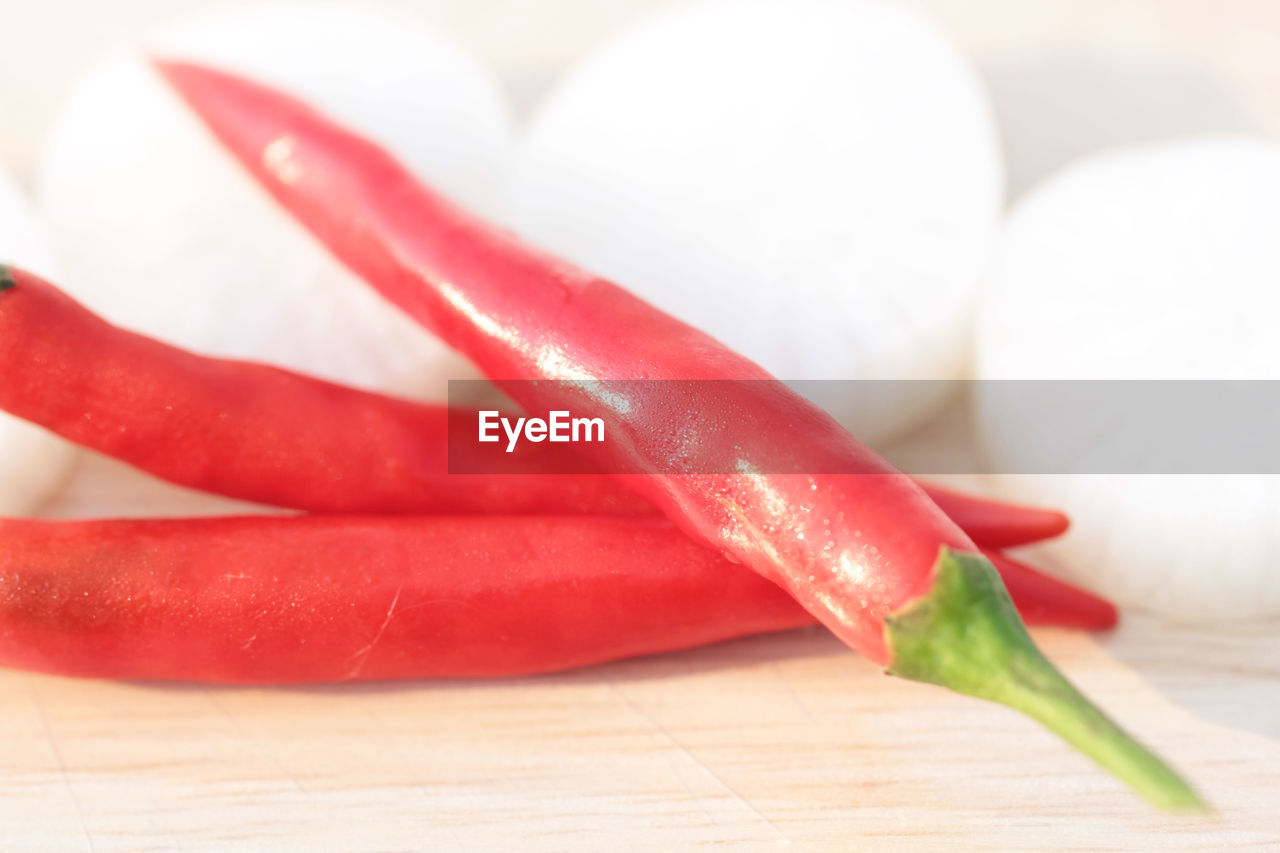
[[447, 380, 1280, 475]]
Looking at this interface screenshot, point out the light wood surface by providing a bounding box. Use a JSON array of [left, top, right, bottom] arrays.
[[3, 0, 1280, 849]]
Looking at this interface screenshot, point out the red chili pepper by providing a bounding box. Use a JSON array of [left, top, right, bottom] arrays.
[[916, 482, 1067, 548], [0, 266, 646, 517], [155, 61, 1200, 807], [0, 515, 1112, 684], [0, 265, 1065, 546]]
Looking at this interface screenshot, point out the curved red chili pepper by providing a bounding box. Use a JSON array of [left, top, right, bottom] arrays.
[[0, 266, 1064, 545], [154, 61, 1200, 807], [0, 267, 646, 517], [0, 515, 1112, 684]]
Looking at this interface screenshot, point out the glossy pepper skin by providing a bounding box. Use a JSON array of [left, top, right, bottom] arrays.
[[156, 62, 1202, 808], [0, 266, 1066, 545], [0, 515, 1112, 684]]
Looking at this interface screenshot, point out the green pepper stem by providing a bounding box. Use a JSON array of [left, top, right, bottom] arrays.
[[0, 265, 15, 292], [885, 548, 1206, 811]]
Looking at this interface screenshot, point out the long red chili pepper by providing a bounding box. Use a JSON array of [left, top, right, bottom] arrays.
[[0, 515, 1116, 684], [920, 484, 1066, 549], [0, 266, 1065, 546], [155, 61, 1200, 807], [0, 267, 646, 517]]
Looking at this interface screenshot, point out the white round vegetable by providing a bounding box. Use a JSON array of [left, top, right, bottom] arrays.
[[37, 1, 512, 401], [0, 164, 77, 514], [976, 137, 1280, 620], [509, 0, 1002, 443]]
